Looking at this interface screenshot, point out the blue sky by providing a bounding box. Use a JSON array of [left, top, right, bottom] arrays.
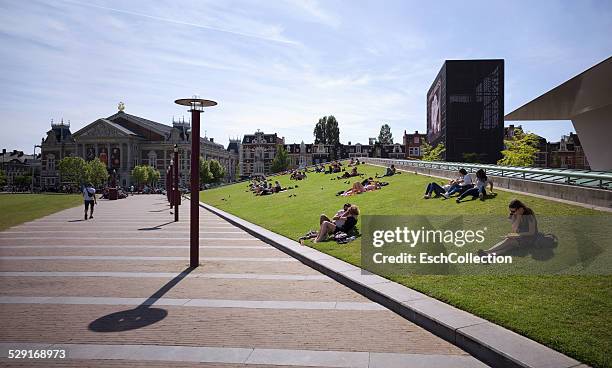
[[1, 0, 611, 152]]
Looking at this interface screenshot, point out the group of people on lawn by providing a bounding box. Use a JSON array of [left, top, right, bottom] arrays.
[[248, 177, 287, 196], [304, 163, 540, 257], [424, 168, 493, 203]]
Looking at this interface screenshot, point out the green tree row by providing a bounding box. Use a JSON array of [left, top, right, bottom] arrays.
[[199, 158, 226, 185], [131, 165, 161, 188], [57, 157, 109, 188]]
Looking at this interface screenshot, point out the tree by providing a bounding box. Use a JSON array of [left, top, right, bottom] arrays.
[[145, 165, 160, 186], [0, 169, 6, 187], [498, 128, 540, 167], [86, 158, 109, 188], [421, 142, 445, 161], [58, 157, 87, 186], [13, 175, 31, 189], [313, 115, 340, 158], [208, 159, 226, 183], [199, 157, 213, 185], [377, 124, 393, 145], [462, 152, 486, 163], [271, 145, 289, 173], [131, 165, 148, 189]]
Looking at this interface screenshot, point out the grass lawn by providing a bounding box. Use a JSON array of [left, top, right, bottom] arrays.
[[201, 163, 612, 368], [0, 194, 82, 231]]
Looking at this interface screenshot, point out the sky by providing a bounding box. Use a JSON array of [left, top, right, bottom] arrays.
[[1, 0, 611, 152]]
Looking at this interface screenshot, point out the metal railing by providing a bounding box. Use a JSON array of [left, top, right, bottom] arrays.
[[359, 157, 612, 190]]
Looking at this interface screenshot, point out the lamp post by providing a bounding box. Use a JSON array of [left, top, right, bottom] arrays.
[[32, 144, 41, 193], [167, 161, 173, 208], [174, 97, 217, 268], [173, 144, 179, 222]]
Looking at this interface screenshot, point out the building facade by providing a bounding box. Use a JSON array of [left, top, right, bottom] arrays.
[[403, 130, 427, 159], [427, 59, 505, 163], [548, 133, 590, 170], [240, 131, 285, 177], [0, 149, 41, 189], [40, 107, 238, 190]]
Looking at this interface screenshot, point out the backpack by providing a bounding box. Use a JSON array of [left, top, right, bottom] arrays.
[[535, 233, 558, 249]]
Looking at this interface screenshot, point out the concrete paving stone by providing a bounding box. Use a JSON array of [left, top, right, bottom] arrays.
[[0, 304, 465, 355], [339, 269, 390, 287], [0, 276, 367, 301], [0, 247, 283, 258], [456, 323, 581, 368], [334, 301, 386, 311], [182, 299, 339, 310], [246, 348, 369, 368], [0, 259, 319, 274], [372, 281, 429, 303], [316, 258, 361, 273], [0, 256, 297, 262], [369, 352, 489, 368], [402, 297, 488, 342]]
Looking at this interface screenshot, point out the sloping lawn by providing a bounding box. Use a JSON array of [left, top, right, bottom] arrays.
[[0, 194, 82, 231], [201, 164, 612, 368]]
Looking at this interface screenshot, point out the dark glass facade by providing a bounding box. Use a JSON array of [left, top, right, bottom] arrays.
[[427, 60, 504, 163]]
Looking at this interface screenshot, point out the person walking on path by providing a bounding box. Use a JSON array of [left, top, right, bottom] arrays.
[[83, 183, 97, 220]]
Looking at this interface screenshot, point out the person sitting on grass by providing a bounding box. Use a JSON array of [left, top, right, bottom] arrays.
[[377, 164, 398, 178], [320, 203, 352, 227], [477, 199, 538, 257], [314, 205, 360, 243], [442, 168, 473, 199], [456, 169, 492, 202], [338, 166, 359, 179], [273, 181, 285, 193]]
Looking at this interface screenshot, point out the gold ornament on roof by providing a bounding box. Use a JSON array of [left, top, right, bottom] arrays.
[[118, 101, 125, 112]]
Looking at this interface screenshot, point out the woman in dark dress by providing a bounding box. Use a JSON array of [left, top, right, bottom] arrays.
[[478, 199, 538, 256]]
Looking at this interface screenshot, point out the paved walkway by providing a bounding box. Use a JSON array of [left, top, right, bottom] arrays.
[[0, 195, 488, 367]]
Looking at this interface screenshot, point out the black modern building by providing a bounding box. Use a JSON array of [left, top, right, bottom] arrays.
[[427, 59, 504, 163]]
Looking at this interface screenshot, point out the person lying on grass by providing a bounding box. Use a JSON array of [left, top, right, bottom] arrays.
[[477, 199, 538, 257], [339, 179, 384, 196], [456, 169, 494, 202], [314, 205, 360, 243]]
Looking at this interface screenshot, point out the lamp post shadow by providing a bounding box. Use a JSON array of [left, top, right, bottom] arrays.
[[88, 266, 195, 332]]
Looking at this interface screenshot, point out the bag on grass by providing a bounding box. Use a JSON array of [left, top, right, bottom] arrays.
[[535, 233, 558, 249]]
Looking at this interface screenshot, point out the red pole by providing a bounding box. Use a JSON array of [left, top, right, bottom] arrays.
[[174, 148, 179, 222], [190, 108, 200, 267]]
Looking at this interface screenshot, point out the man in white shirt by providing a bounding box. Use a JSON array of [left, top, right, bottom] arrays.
[[442, 169, 474, 199], [83, 183, 97, 220]]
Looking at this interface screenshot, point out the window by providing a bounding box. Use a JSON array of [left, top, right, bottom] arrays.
[[47, 154, 56, 171], [409, 147, 420, 156], [413, 136, 420, 144], [147, 151, 157, 168]]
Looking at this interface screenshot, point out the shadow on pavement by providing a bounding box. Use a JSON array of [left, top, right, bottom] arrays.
[[138, 221, 175, 231], [88, 266, 195, 332]]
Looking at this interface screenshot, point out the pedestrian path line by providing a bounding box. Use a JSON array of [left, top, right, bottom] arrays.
[[0, 256, 297, 262], [0, 272, 330, 280], [0, 245, 270, 249], [0, 296, 384, 311], [0, 342, 485, 367]]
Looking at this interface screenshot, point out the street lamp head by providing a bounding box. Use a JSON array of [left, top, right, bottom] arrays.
[[175, 98, 217, 111], [174, 144, 178, 153]]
